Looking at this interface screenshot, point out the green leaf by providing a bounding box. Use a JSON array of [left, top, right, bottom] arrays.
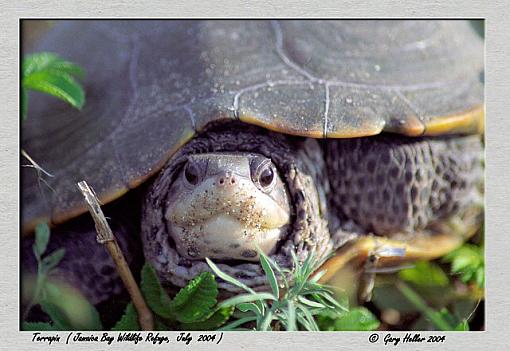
[[219, 316, 257, 331], [309, 269, 327, 284], [34, 223, 50, 258], [169, 271, 218, 323], [315, 309, 342, 331], [237, 302, 262, 315], [181, 306, 234, 330], [412, 308, 469, 331], [22, 322, 59, 331], [258, 250, 279, 298], [111, 303, 140, 331], [434, 308, 459, 329], [333, 307, 380, 331], [295, 312, 313, 331], [40, 300, 72, 330], [21, 52, 86, 121], [312, 290, 348, 312], [443, 244, 484, 288], [297, 295, 326, 309], [140, 263, 174, 319], [296, 304, 319, 331], [455, 320, 470, 331], [23, 70, 85, 110], [204, 249, 352, 331], [41, 281, 103, 331], [445, 245, 482, 271], [285, 300, 296, 331], [259, 306, 275, 331], [476, 267, 485, 287], [41, 248, 66, 273], [23, 52, 85, 79], [219, 292, 275, 309], [399, 261, 449, 287], [373, 284, 423, 314], [206, 258, 255, 294], [396, 281, 453, 331]]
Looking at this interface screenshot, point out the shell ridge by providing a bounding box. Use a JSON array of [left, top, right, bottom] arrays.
[[271, 20, 331, 137], [326, 79, 465, 92], [271, 20, 318, 82], [183, 105, 197, 130], [128, 34, 141, 106], [323, 82, 330, 138], [394, 90, 424, 122], [232, 79, 310, 118]]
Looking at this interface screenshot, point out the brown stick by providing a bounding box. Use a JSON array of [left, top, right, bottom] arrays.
[[77, 181, 154, 331]]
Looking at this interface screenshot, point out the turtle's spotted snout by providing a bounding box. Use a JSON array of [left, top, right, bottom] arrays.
[[164, 152, 292, 262]]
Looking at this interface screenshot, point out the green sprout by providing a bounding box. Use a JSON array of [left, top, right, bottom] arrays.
[[22, 223, 102, 331], [22, 52, 85, 120], [206, 250, 351, 331], [443, 244, 485, 288]]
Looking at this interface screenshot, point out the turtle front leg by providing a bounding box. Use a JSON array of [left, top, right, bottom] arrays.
[[320, 134, 483, 296]]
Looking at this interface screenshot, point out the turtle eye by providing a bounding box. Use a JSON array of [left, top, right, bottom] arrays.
[[251, 157, 275, 190], [259, 165, 274, 188], [184, 161, 201, 185]]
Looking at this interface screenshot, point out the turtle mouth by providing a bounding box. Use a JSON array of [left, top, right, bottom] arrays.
[[169, 214, 290, 262]]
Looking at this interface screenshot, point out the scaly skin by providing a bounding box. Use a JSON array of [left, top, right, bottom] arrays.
[[326, 134, 483, 237]]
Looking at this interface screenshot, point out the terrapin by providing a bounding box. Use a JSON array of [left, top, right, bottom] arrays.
[[22, 20, 484, 307]]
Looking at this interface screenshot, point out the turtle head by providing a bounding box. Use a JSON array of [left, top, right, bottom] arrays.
[[141, 126, 330, 290], [164, 152, 291, 261]]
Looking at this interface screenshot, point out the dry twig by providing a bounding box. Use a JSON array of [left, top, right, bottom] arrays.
[[77, 180, 154, 331]]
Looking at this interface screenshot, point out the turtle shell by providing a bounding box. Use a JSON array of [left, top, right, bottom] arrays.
[[22, 20, 484, 232]]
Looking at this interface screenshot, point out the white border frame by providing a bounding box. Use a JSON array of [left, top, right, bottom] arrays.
[[2, 1, 509, 349]]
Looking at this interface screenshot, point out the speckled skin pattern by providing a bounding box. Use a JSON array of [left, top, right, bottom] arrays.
[[165, 153, 292, 261], [326, 134, 483, 236], [142, 124, 331, 292], [22, 125, 483, 304]]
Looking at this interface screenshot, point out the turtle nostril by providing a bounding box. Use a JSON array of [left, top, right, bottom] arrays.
[[217, 172, 234, 187]]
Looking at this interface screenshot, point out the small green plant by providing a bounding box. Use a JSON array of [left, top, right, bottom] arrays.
[[112, 264, 233, 331], [316, 307, 380, 331], [113, 250, 365, 331], [443, 244, 485, 288], [22, 52, 85, 120], [22, 223, 102, 331], [398, 261, 449, 287], [395, 280, 470, 331], [206, 250, 351, 331], [368, 260, 480, 331], [24, 240, 483, 331]]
